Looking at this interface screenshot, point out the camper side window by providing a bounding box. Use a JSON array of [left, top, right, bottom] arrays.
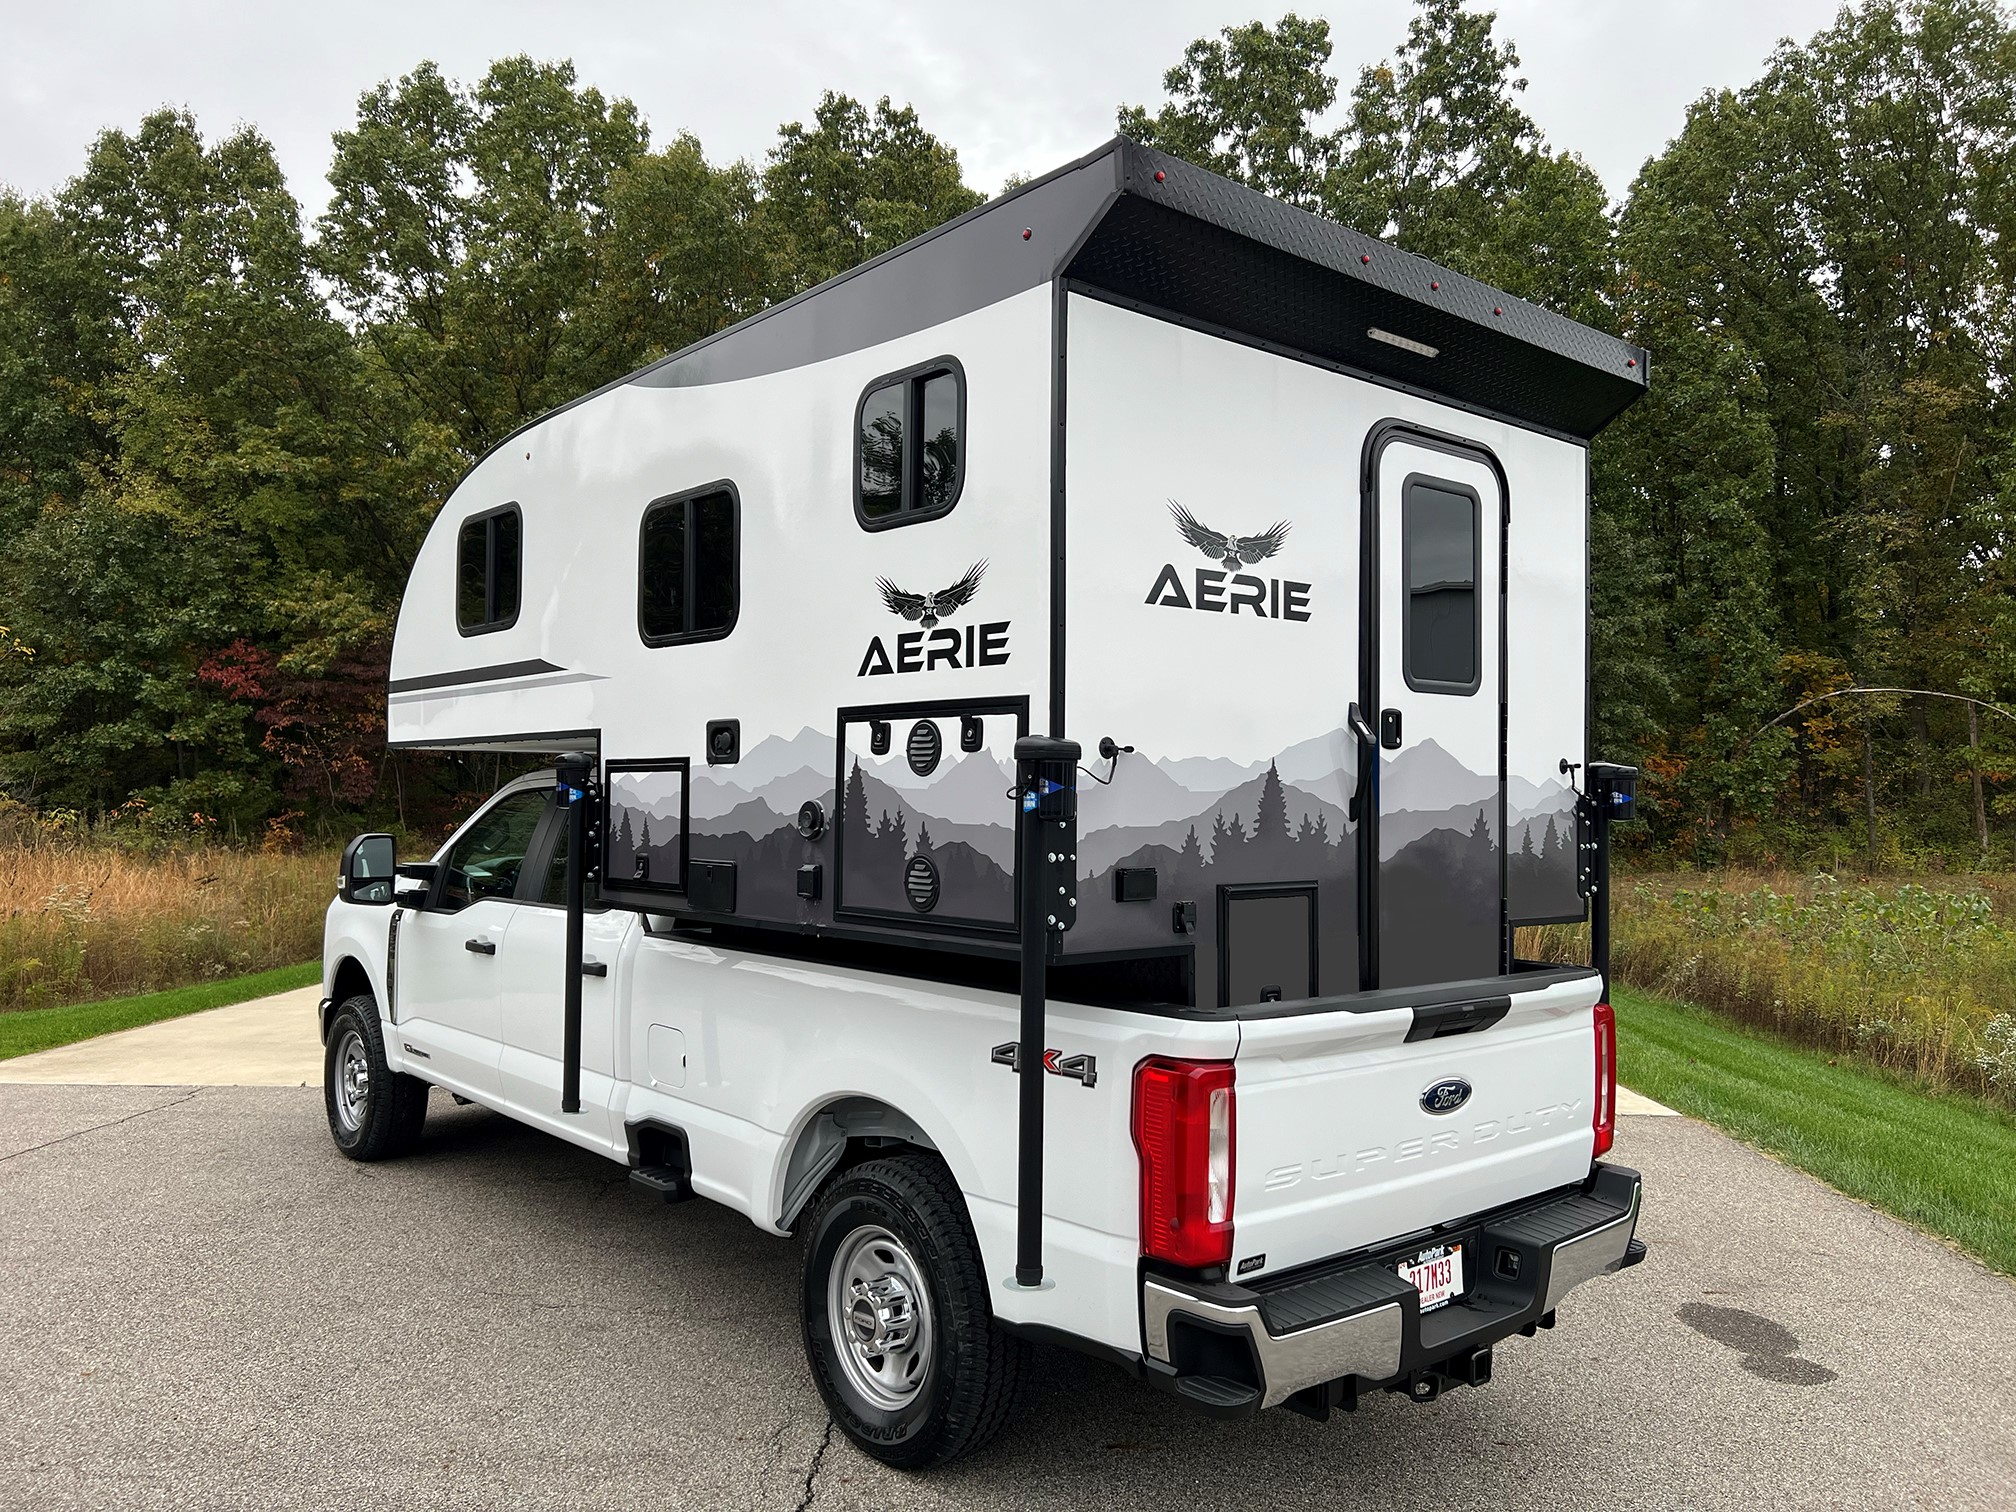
[[1401, 476, 1481, 695], [855, 357, 964, 528], [639, 484, 739, 645], [456, 504, 522, 635]]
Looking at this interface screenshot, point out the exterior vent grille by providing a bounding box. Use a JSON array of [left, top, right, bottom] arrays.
[[904, 854, 940, 913], [907, 719, 942, 777]]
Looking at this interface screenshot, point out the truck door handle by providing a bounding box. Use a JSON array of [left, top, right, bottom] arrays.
[[580, 959, 608, 978], [464, 937, 496, 955]]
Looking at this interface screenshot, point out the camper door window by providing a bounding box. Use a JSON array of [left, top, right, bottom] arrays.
[[639, 484, 740, 646], [855, 357, 965, 529], [1401, 476, 1482, 695], [456, 504, 522, 635]]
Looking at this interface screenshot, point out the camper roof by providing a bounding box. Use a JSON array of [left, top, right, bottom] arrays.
[[491, 135, 1646, 456]]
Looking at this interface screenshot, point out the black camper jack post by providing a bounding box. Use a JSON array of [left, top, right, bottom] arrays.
[[556, 753, 598, 1116], [1012, 737, 1081, 1289], [1583, 762, 1638, 996]]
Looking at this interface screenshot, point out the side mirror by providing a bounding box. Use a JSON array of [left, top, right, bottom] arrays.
[[339, 833, 397, 905]]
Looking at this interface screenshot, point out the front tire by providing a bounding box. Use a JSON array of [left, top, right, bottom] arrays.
[[323, 995, 429, 1161], [801, 1152, 1024, 1468]]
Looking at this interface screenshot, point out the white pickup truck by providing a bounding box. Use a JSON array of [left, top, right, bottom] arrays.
[[321, 769, 1646, 1467]]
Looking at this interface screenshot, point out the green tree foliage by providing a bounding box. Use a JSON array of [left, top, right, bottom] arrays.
[[759, 92, 983, 293], [1117, 15, 1342, 208], [1605, 0, 2016, 859], [0, 69, 983, 834], [3, 5, 2014, 872], [1118, 5, 1615, 323]]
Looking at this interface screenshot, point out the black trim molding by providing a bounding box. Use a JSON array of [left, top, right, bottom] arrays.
[[388, 658, 564, 694]]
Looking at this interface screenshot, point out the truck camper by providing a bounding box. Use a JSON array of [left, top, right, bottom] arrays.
[[321, 136, 1649, 1466]]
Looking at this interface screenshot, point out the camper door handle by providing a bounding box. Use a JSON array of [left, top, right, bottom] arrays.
[[1348, 703, 1376, 749], [464, 937, 496, 955]]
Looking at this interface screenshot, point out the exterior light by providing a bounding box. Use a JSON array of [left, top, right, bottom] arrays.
[[1368, 327, 1439, 358]]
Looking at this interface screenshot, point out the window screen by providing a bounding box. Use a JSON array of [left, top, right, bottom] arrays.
[[640, 486, 738, 645], [456, 505, 521, 634], [855, 359, 963, 527], [1402, 478, 1480, 693]]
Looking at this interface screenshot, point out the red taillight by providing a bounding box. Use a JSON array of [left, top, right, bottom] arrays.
[[1132, 1057, 1235, 1268], [1593, 1000, 1617, 1158]]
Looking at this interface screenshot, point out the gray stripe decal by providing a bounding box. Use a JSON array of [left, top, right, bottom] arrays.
[[387, 658, 565, 694]]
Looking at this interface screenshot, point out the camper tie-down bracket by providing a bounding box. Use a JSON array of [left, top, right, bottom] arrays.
[[555, 751, 602, 1115], [1007, 735, 1080, 1293]]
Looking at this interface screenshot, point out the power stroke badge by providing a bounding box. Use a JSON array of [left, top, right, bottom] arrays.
[[858, 560, 1011, 675], [1145, 501, 1312, 620]]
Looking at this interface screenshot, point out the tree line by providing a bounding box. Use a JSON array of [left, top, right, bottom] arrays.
[[2, 0, 2012, 867]]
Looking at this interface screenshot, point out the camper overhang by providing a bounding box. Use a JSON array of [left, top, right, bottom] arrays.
[[477, 135, 1646, 476]]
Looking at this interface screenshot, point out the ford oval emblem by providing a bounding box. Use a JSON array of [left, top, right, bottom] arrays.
[[1420, 1077, 1472, 1115]]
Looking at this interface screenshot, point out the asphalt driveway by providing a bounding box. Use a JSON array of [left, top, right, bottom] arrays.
[[1, 1071, 2011, 1509]]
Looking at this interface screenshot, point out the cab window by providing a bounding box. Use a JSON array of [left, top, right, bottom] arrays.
[[434, 789, 547, 911]]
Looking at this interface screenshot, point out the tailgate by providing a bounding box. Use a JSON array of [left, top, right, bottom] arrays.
[[1231, 972, 1601, 1278]]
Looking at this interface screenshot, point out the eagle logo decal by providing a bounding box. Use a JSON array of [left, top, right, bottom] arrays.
[[1169, 501, 1291, 572], [877, 560, 987, 630]]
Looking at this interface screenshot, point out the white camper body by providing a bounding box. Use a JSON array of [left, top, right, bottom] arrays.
[[321, 139, 1648, 1466]]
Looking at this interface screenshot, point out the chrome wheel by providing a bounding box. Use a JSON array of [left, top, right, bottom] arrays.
[[333, 1027, 371, 1134], [827, 1224, 935, 1410]]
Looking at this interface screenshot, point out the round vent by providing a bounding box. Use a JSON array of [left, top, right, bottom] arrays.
[[906, 719, 942, 777], [904, 854, 940, 913]]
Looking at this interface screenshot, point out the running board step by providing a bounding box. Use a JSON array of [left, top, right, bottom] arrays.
[[630, 1165, 695, 1203], [1174, 1375, 1261, 1412]]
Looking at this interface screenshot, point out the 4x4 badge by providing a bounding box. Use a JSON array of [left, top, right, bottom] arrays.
[[991, 1043, 1098, 1089]]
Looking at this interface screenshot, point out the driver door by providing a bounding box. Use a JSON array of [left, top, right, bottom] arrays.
[[394, 786, 549, 1100]]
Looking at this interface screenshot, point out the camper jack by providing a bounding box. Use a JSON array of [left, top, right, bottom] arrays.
[[319, 137, 1649, 1467]]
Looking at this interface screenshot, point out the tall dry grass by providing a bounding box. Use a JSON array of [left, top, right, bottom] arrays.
[[0, 834, 337, 1012], [1522, 870, 2016, 1110]]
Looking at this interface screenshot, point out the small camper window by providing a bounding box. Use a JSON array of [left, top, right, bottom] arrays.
[[639, 484, 739, 646], [1401, 477, 1481, 694], [854, 357, 965, 528], [456, 505, 521, 635]]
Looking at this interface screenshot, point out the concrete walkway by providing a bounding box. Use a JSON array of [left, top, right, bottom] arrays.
[[0, 985, 323, 1087]]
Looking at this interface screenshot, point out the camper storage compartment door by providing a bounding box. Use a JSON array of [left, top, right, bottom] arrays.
[[834, 698, 1028, 932], [1218, 884, 1318, 1008]]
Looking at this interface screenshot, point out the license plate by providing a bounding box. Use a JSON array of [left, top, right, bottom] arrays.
[[1399, 1243, 1464, 1312]]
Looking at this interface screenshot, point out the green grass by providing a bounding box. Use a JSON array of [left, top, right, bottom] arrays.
[[1616, 983, 2016, 1276], [0, 961, 321, 1061]]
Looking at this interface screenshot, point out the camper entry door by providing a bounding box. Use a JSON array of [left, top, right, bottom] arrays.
[[1367, 437, 1505, 989]]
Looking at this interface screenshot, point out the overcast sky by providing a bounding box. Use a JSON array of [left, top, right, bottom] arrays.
[[2, 0, 1845, 216]]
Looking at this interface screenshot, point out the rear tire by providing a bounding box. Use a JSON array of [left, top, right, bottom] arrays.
[[801, 1151, 1024, 1468], [323, 994, 428, 1161]]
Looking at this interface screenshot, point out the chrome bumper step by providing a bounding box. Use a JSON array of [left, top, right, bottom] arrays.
[[1142, 1163, 1645, 1413]]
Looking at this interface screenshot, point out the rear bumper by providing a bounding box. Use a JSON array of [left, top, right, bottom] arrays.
[[1140, 1162, 1646, 1415]]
